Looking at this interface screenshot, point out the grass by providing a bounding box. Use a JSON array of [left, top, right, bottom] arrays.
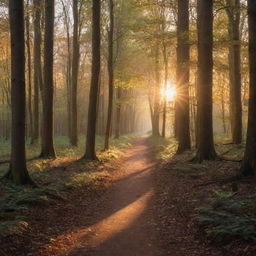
[[148, 136, 177, 161], [0, 134, 135, 237]]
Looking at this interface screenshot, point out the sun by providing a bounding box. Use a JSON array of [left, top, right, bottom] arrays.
[[161, 81, 176, 102]]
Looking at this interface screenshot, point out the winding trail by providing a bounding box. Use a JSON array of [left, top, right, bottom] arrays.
[[69, 137, 162, 256]]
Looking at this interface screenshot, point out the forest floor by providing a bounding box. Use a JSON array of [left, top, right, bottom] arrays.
[[1, 136, 256, 256]]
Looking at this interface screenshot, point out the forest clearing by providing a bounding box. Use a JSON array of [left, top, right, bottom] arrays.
[[1, 0, 256, 255]]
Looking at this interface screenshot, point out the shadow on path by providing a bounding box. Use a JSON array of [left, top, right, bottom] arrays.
[[66, 137, 162, 256]]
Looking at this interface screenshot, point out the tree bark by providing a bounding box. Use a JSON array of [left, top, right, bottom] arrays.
[[32, 0, 43, 144], [70, 0, 80, 146], [25, 0, 33, 143], [104, 0, 114, 150], [195, 0, 217, 161], [114, 87, 122, 139], [61, 0, 72, 142], [176, 0, 191, 153], [40, 0, 56, 158], [162, 42, 168, 138], [240, 0, 256, 176], [226, 0, 242, 144], [220, 78, 227, 134], [152, 46, 160, 137], [8, 0, 34, 185], [84, 0, 101, 160]]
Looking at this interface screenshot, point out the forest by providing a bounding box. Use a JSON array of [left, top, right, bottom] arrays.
[[0, 0, 256, 255]]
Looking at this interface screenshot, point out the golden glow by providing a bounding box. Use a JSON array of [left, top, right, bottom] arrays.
[[161, 81, 176, 102], [40, 189, 154, 253]]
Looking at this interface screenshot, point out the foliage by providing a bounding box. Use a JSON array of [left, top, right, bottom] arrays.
[[215, 141, 245, 160], [0, 135, 134, 237], [0, 183, 64, 237], [196, 192, 256, 244], [212, 189, 236, 199], [0, 219, 28, 237], [148, 136, 177, 160]]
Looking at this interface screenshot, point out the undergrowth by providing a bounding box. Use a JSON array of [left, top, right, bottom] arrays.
[[196, 190, 256, 244], [148, 136, 177, 160], [0, 134, 135, 237]]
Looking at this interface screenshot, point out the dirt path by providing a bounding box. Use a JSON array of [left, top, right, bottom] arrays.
[[67, 137, 161, 256], [2, 137, 256, 256], [31, 138, 159, 256]]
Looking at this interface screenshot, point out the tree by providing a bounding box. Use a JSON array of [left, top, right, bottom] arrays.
[[161, 41, 168, 138], [7, 0, 34, 185], [25, 0, 33, 141], [32, 0, 43, 144], [70, 0, 80, 146], [157, 0, 169, 138], [104, 0, 114, 150], [225, 0, 242, 144], [40, 0, 56, 158], [152, 45, 161, 137], [114, 87, 122, 139], [84, 0, 101, 160], [240, 0, 256, 176], [176, 0, 191, 153], [195, 0, 217, 161], [61, 0, 72, 142]]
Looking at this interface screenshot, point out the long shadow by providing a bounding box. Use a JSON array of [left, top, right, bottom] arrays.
[[68, 187, 161, 256], [2, 137, 160, 256], [63, 139, 162, 255], [72, 162, 154, 228], [41, 137, 159, 255]]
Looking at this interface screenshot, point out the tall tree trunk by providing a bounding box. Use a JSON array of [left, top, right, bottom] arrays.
[[240, 0, 256, 176], [32, 0, 42, 144], [221, 80, 227, 134], [25, 0, 33, 143], [104, 0, 114, 150], [152, 46, 160, 137], [226, 0, 242, 144], [40, 0, 56, 158], [148, 94, 154, 130], [70, 0, 79, 146], [176, 0, 191, 153], [162, 43, 168, 138], [61, 0, 72, 142], [84, 0, 101, 160], [114, 87, 122, 139], [8, 0, 34, 185], [195, 0, 217, 161]]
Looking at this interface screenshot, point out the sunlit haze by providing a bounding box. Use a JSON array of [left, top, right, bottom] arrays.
[[161, 81, 176, 102]]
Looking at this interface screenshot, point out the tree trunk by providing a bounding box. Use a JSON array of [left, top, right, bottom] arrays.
[[226, 0, 242, 144], [114, 87, 122, 139], [152, 46, 160, 137], [32, 0, 42, 144], [70, 0, 79, 146], [40, 0, 56, 158], [176, 0, 191, 153], [240, 0, 256, 176], [84, 0, 101, 160], [8, 0, 34, 185], [221, 80, 227, 134], [104, 0, 114, 150], [61, 0, 72, 142], [162, 43, 168, 138], [25, 1, 33, 143], [148, 94, 154, 130], [195, 0, 217, 161]]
